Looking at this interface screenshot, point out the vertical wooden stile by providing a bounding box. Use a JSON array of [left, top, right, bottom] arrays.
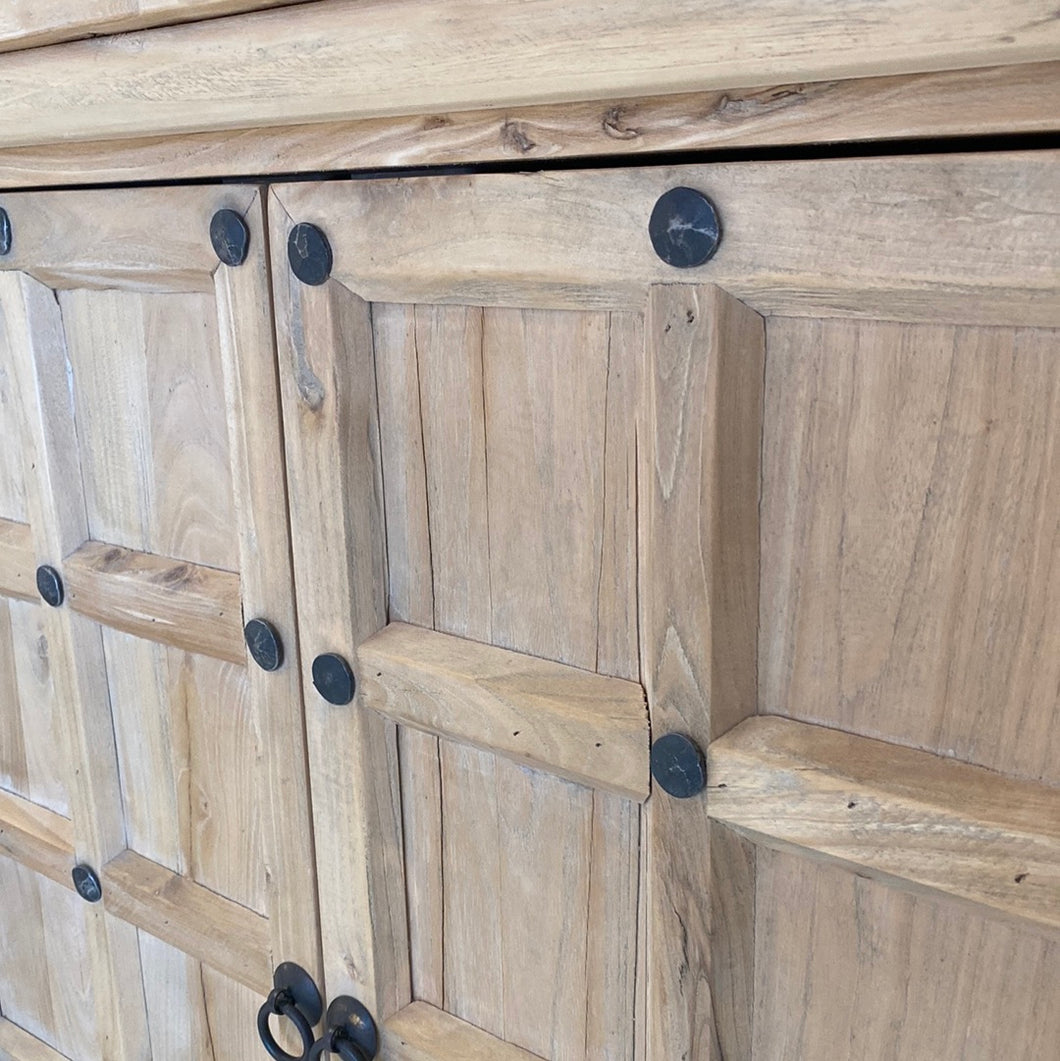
[[638, 283, 764, 1061]]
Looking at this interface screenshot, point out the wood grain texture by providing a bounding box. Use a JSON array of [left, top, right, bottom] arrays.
[[0, 0, 1055, 148], [753, 848, 1060, 1061], [382, 1002, 544, 1061], [760, 318, 1060, 787], [0, 0, 302, 53], [275, 152, 1060, 326], [269, 195, 410, 1019], [638, 285, 764, 1061], [101, 849, 271, 994], [0, 61, 1056, 188], [0, 187, 253, 291], [3, 269, 149, 1060], [0, 1018, 69, 1061], [710, 716, 1060, 937], [0, 518, 34, 602], [358, 622, 649, 799], [213, 188, 322, 984], [0, 789, 73, 890], [63, 540, 244, 663]]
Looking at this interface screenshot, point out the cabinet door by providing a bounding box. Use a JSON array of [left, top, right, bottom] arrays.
[[270, 149, 1060, 1061], [0, 187, 318, 1060]]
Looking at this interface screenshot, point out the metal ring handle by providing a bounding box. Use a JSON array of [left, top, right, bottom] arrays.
[[307, 1030, 368, 1061], [257, 988, 316, 1061]]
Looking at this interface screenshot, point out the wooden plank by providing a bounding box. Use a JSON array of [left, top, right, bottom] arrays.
[[383, 1002, 544, 1061], [0, 517, 34, 602], [275, 151, 1060, 326], [101, 849, 271, 994], [63, 540, 244, 664], [638, 285, 763, 1060], [0, 1018, 70, 1061], [213, 188, 322, 980], [0, 61, 1057, 188], [760, 318, 1060, 787], [753, 848, 1060, 1060], [0, 0, 1055, 149], [0, 0, 302, 53], [268, 196, 409, 1019], [0, 789, 73, 889], [708, 716, 1060, 936], [3, 269, 149, 1060], [358, 622, 649, 799]]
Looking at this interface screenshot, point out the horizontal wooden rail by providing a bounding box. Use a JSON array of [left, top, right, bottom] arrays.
[[64, 541, 245, 664], [0, 0, 1055, 148], [383, 1002, 543, 1061], [0, 788, 74, 889], [0, 1018, 68, 1061], [708, 716, 1060, 935], [0, 517, 37, 602], [101, 849, 271, 993], [357, 623, 650, 800]]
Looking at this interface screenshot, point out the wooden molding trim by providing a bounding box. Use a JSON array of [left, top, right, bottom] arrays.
[[101, 849, 272, 993], [0, 0, 1056, 149], [0, 1018, 69, 1061], [0, 62, 1056, 189], [383, 1002, 545, 1061], [708, 716, 1060, 937], [0, 788, 75, 890], [0, 516, 36, 602], [64, 541, 245, 665], [357, 622, 650, 800]]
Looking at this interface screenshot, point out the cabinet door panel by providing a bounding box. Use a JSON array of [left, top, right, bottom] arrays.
[[0, 186, 317, 1060], [272, 149, 1058, 1061]]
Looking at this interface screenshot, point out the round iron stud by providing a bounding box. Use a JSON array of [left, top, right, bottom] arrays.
[[648, 187, 721, 268], [312, 652, 355, 706], [72, 864, 102, 903], [210, 208, 250, 267], [36, 565, 64, 608], [288, 223, 333, 286], [0, 207, 11, 256], [244, 618, 284, 672], [650, 732, 707, 799]]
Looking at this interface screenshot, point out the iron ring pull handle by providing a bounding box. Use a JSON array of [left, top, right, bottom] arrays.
[[257, 963, 324, 1061], [308, 996, 379, 1061], [257, 988, 316, 1061], [307, 1029, 368, 1061]]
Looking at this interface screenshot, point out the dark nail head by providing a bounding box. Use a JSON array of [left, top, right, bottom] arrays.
[[288, 223, 333, 286], [649, 187, 721, 268], [312, 652, 355, 705], [210, 208, 250, 267], [36, 565, 64, 607], [72, 864, 102, 903], [650, 732, 707, 798], [245, 618, 284, 672]]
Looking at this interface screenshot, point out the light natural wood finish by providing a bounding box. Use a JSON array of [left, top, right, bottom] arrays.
[[275, 151, 1060, 326], [0, 518, 34, 602], [638, 285, 764, 1060], [269, 193, 410, 1019], [0, 789, 73, 890], [0, 1017, 69, 1061], [213, 192, 322, 984], [101, 849, 271, 993], [0, 0, 1056, 148], [3, 269, 149, 1060], [760, 317, 1060, 786], [0, 61, 1056, 188], [709, 716, 1060, 936], [0, 0, 301, 53], [357, 622, 649, 799], [382, 1002, 545, 1061], [753, 848, 1060, 1060], [63, 540, 244, 663]]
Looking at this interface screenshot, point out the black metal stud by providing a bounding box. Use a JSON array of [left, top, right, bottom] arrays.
[[288, 223, 333, 286], [311, 652, 355, 706], [72, 864, 102, 903], [0, 207, 10, 256], [210, 208, 250, 267], [36, 565, 64, 608], [650, 732, 707, 799], [648, 187, 721, 268], [244, 618, 284, 672]]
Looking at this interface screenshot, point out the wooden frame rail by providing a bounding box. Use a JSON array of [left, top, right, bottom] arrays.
[[708, 716, 1060, 936], [0, 517, 35, 602], [0, 788, 74, 889], [382, 1002, 543, 1061]]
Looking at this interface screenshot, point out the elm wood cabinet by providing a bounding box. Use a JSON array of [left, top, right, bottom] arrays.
[[2, 148, 1060, 1061]]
